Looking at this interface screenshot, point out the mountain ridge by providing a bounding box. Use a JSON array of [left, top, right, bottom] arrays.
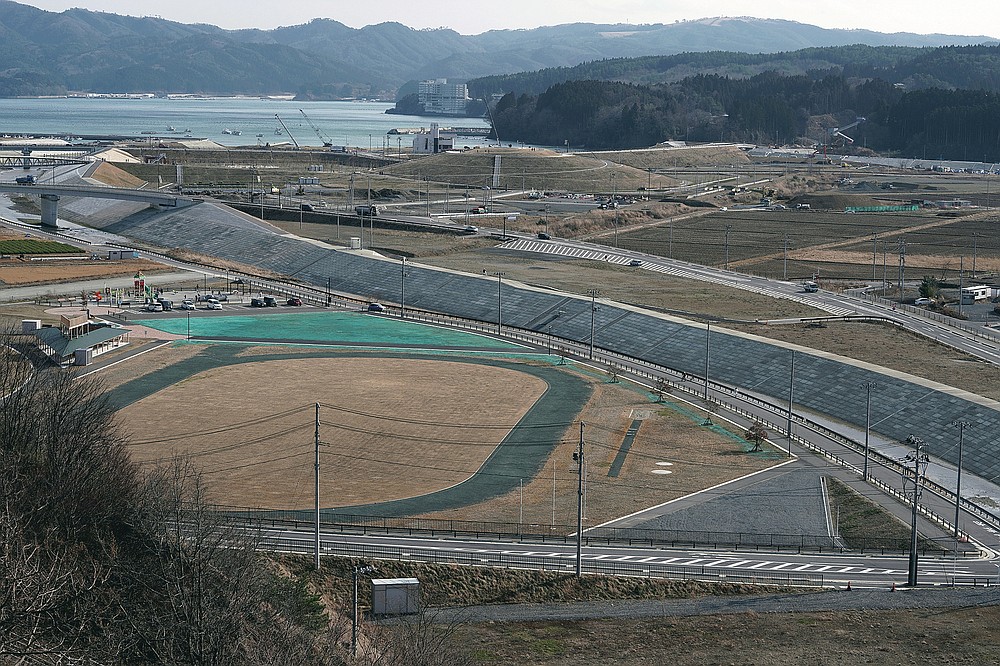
[[0, 1, 994, 97]]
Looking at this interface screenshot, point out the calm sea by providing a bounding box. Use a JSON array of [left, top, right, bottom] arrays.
[[0, 97, 491, 149]]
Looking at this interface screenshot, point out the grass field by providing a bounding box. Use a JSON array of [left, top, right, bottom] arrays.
[[121, 356, 548, 509]]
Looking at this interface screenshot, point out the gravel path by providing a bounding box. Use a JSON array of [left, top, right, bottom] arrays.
[[405, 587, 1000, 625]]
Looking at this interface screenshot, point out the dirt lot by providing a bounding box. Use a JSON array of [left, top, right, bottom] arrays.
[[120, 356, 547, 509]]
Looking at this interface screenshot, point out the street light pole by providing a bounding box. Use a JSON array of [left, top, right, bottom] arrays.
[[861, 381, 877, 480], [492, 272, 506, 334], [725, 224, 732, 270], [703, 321, 711, 401], [587, 289, 599, 359], [786, 349, 795, 456], [953, 421, 971, 539], [400, 257, 406, 319]]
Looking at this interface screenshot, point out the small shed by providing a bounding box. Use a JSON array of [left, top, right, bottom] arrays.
[[370, 578, 420, 616]]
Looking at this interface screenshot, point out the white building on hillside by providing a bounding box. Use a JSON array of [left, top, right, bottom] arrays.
[[418, 79, 468, 115], [412, 123, 455, 154]]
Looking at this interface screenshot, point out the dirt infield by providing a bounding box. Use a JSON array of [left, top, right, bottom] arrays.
[[121, 356, 548, 509]]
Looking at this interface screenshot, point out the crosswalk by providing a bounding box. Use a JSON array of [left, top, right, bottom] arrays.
[[500, 239, 855, 316], [445, 544, 916, 577]]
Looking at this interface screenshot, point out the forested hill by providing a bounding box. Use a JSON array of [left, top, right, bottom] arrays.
[[489, 73, 1000, 162], [469, 44, 1000, 98]]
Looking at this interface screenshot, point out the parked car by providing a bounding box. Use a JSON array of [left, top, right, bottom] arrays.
[[250, 297, 265, 307], [367, 302, 385, 313], [262, 296, 278, 307], [914, 298, 933, 305], [180, 301, 196, 310], [287, 297, 302, 306], [206, 300, 223, 310], [145, 302, 164, 312]]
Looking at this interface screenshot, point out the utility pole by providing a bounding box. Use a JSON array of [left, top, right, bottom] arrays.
[[314, 402, 320, 572], [861, 382, 877, 480], [587, 289, 599, 359], [351, 564, 376, 657], [953, 421, 971, 540], [574, 422, 585, 578], [904, 435, 928, 587]]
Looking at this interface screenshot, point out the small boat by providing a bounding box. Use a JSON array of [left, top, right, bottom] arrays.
[[256, 133, 264, 138], [166, 125, 175, 131], [222, 128, 233, 135], [232, 129, 242, 136], [274, 128, 283, 135]]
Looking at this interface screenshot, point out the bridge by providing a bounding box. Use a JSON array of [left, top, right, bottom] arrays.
[[0, 183, 199, 228], [0, 145, 97, 170]]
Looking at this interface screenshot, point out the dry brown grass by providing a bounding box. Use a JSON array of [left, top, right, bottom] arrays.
[[90, 161, 147, 188], [121, 356, 547, 509], [0, 259, 162, 286], [423, 382, 774, 527]]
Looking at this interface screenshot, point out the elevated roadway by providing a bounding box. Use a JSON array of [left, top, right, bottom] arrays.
[[0, 181, 198, 228]]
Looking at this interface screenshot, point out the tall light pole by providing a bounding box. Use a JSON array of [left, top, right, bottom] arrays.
[[574, 421, 585, 578], [904, 434, 928, 587], [861, 381, 877, 480], [786, 349, 795, 456], [587, 289, 599, 359], [492, 272, 506, 334], [952, 421, 972, 539], [703, 321, 711, 401], [399, 257, 407, 319], [724, 224, 732, 270], [783, 233, 790, 281]]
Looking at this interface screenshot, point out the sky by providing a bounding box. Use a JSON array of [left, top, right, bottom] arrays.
[[15, 0, 1000, 38]]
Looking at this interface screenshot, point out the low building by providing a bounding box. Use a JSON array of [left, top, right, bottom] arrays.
[[412, 123, 455, 154], [25, 315, 130, 366]]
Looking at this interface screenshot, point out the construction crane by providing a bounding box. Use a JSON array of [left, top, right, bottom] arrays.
[[273, 113, 299, 149], [299, 109, 333, 147]]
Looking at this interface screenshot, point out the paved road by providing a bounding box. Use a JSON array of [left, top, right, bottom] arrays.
[[251, 528, 996, 589]]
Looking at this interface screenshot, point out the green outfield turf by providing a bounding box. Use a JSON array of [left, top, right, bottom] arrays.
[[132, 310, 521, 349]]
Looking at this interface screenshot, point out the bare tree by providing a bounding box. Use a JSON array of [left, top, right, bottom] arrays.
[[744, 421, 768, 452]]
